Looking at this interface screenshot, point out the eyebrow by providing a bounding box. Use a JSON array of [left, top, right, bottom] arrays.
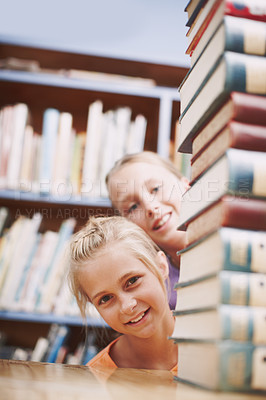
[[116, 178, 158, 203], [91, 271, 139, 302]]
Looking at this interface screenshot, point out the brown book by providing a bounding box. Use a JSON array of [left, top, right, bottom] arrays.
[[179, 90, 266, 154], [191, 92, 266, 156], [190, 122, 266, 182], [186, 195, 266, 246]]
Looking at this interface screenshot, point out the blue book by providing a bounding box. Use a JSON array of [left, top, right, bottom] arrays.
[[45, 325, 69, 363]]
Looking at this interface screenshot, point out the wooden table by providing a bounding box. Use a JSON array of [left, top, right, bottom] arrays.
[[0, 359, 265, 400]]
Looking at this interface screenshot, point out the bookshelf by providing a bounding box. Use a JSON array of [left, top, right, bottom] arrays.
[[0, 36, 187, 363]]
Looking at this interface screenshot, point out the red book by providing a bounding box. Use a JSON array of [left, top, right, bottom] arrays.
[[186, 196, 266, 246], [190, 122, 266, 182], [179, 92, 266, 154], [187, 0, 266, 60]]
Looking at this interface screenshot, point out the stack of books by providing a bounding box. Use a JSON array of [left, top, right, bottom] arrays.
[[170, 0, 266, 392]]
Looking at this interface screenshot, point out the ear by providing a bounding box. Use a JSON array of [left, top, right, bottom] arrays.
[[156, 250, 169, 280]]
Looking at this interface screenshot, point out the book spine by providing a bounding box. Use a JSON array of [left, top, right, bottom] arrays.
[[228, 149, 266, 198], [221, 305, 266, 344], [39, 108, 60, 194], [225, 52, 266, 95], [232, 92, 266, 125], [228, 122, 266, 152], [45, 325, 69, 363], [225, 17, 266, 56], [221, 228, 266, 274], [225, 0, 266, 22], [221, 272, 266, 307], [219, 343, 266, 391]]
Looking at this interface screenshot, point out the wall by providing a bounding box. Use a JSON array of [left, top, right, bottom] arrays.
[[0, 0, 189, 67]]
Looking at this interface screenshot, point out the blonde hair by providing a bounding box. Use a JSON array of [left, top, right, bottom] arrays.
[[68, 215, 167, 319], [106, 151, 183, 192]]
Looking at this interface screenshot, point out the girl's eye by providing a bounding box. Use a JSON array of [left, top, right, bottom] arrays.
[[126, 276, 140, 287], [99, 294, 112, 305], [128, 203, 138, 214], [152, 185, 161, 194]]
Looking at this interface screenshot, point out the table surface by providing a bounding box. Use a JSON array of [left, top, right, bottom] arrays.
[[0, 359, 265, 400]]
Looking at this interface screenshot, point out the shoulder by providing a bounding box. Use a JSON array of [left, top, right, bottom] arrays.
[[87, 337, 120, 369]]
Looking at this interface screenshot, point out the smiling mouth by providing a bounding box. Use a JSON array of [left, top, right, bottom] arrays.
[[126, 308, 150, 325], [153, 213, 171, 230]]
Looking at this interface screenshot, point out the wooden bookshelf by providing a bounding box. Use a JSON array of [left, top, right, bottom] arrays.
[[0, 36, 187, 363]]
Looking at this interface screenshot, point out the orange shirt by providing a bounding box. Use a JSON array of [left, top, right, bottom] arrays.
[[87, 337, 178, 374]]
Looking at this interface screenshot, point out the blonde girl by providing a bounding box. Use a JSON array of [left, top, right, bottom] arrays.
[[106, 151, 189, 309], [68, 215, 177, 371]]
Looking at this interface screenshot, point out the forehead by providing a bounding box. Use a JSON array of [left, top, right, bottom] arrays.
[[109, 162, 169, 200]]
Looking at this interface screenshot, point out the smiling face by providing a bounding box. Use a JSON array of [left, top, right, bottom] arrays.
[[78, 243, 170, 338], [108, 162, 188, 253]]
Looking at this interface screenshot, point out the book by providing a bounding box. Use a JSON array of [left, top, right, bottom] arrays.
[[19, 125, 35, 192], [31, 337, 49, 362], [180, 16, 266, 114], [175, 270, 266, 312], [44, 325, 69, 363], [35, 218, 76, 313], [178, 52, 266, 153], [190, 123, 266, 182], [185, 0, 207, 27], [126, 114, 147, 155], [0, 213, 42, 310], [6, 103, 29, 190], [51, 112, 73, 196], [172, 304, 266, 343], [192, 91, 266, 154], [0, 207, 9, 237], [186, 0, 266, 63], [0, 216, 27, 293], [81, 100, 103, 198], [185, 196, 266, 246], [178, 227, 266, 283], [69, 131, 86, 195], [178, 148, 266, 230], [185, 0, 220, 51], [39, 108, 60, 195], [0, 105, 14, 188], [19, 230, 59, 312], [175, 340, 266, 392]]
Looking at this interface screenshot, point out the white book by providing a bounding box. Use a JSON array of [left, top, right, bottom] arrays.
[[0, 106, 14, 188], [81, 100, 103, 198], [126, 114, 147, 154], [113, 107, 132, 162], [19, 125, 34, 192], [6, 103, 29, 190], [97, 110, 116, 198], [39, 108, 60, 194], [51, 112, 73, 196]]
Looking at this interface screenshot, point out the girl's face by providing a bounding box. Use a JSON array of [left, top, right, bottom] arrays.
[[108, 162, 188, 253], [78, 243, 169, 338]]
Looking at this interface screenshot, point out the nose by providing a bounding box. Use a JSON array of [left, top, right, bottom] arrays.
[[120, 295, 137, 314], [146, 203, 161, 219]]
